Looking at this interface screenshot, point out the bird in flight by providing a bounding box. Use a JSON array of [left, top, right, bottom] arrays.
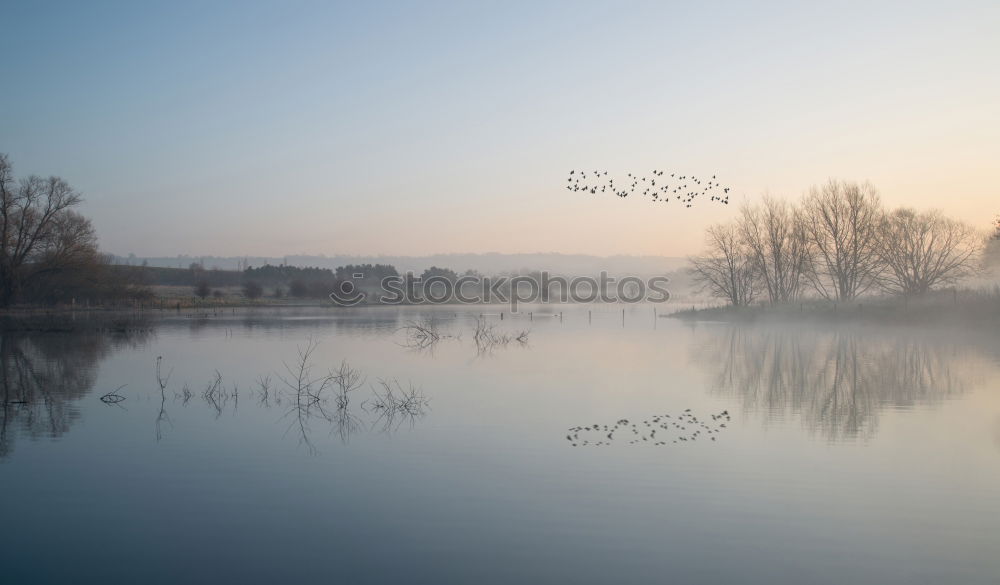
[[564, 169, 731, 206]]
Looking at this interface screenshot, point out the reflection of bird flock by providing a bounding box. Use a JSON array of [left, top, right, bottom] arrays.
[[566, 170, 731, 207], [567, 409, 730, 446]]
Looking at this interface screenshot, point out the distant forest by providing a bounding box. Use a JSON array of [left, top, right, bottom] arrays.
[[111, 253, 689, 276]]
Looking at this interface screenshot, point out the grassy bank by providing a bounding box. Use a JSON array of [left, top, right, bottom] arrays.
[[669, 289, 1000, 327]]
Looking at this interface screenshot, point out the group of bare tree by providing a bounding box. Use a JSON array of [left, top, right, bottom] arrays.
[[0, 154, 149, 307], [690, 180, 984, 304]]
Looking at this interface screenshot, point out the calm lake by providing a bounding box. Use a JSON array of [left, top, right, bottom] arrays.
[[2, 305, 999, 584]]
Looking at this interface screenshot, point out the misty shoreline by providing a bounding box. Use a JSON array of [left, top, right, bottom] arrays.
[[670, 289, 1000, 328], [4, 290, 998, 332]]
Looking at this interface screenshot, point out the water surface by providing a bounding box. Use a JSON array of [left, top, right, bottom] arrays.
[[2, 305, 999, 584]]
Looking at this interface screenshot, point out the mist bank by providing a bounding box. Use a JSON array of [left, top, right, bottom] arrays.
[[670, 288, 1000, 328]]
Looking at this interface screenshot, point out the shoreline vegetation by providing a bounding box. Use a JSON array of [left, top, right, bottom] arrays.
[[669, 287, 1000, 327]]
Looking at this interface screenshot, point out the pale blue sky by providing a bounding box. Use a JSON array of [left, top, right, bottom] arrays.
[[3, 0, 998, 256]]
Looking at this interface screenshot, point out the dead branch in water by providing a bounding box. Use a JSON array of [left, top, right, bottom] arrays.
[[175, 383, 193, 404], [155, 356, 172, 391], [277, 340, 364, 451], [131, 341, 431, 452], [398, 318, 456, 351], [203, 370, 225, 417], [331, 361, 364, 411], [154, 357, 174, 440], [365, 378, 430, 432], [100, 384, 127, 404], [256, 375, 273, 406], [472, 317, 530, 354]]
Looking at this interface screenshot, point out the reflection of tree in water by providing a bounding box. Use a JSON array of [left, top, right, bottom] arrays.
[[696, 326, 975, 440], [0, 328, 151, 457]]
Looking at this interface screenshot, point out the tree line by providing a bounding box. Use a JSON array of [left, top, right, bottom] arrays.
[[690, 180, 986, 306], [235, 264, 470, 300]]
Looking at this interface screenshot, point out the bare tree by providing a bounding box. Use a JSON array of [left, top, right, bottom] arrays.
[[738, 196, 810, 303], [689, 222, 757, 306], [0, 154, 86, 306], [875, 208, 982, 296], [801, 180, 883, 300]]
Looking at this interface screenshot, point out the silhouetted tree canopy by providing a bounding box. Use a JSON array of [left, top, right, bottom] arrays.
[[0, 154, 150, 306], [420, 266, 459, 281], [689, 180, 984, 304]]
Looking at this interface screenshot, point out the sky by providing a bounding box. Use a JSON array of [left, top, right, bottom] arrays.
[[2, 0, 998, 258]]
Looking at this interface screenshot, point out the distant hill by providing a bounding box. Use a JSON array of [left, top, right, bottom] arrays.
[[112, 253, 689, 276]]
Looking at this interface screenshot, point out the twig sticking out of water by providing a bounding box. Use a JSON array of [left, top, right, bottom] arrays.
[[175, 383, 194, 404], [472, 317, 530, 354], [365, 378, 430, 432], [312, 360, 366, 444], [133, 342, 431, 453], [155, 357, 173, 440], [100, 384, 127, 404], [256, 375, 273, 406], [400, 320, 440, 349], [331, 361, 364, 411], [155, 356, 172, 392], [399, 319, 457, 351], [203, 370, 225, 417], [277, 340, 350, 452]]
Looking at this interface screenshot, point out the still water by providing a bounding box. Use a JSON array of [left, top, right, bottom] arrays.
[[2, 305, 999, 584]]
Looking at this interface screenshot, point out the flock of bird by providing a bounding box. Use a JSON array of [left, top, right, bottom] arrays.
[[566, 409, 731, 447], [566, 169, 731, 207]]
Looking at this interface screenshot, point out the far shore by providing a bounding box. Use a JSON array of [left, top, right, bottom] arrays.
[[668, 289, 1000, 327]]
